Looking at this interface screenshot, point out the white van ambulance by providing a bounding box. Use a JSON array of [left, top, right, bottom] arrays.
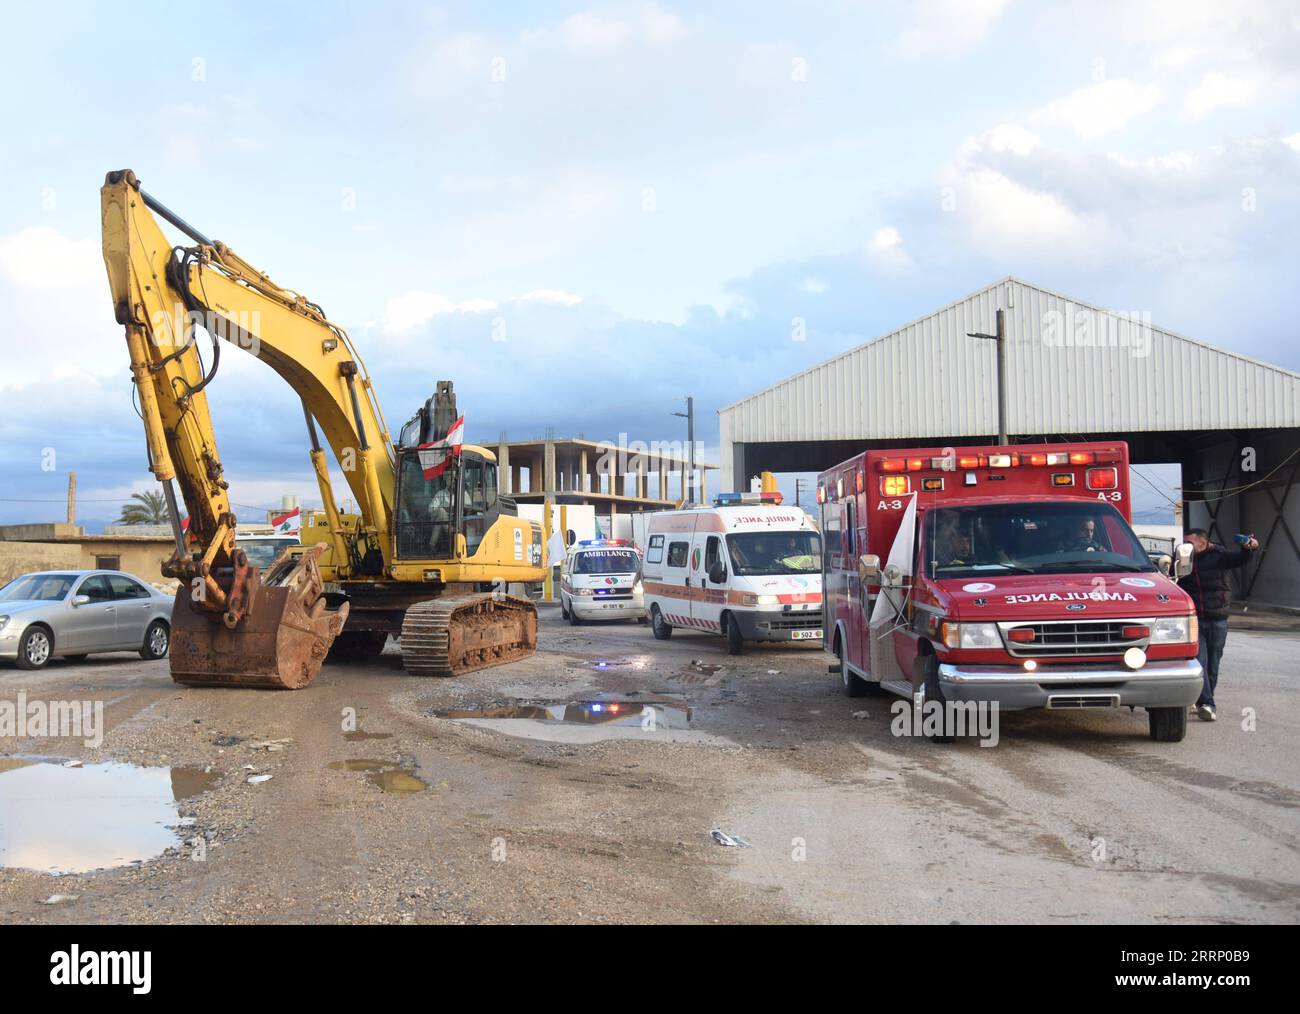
[[559, 539, 645, 625], [642, 493, 823, 654]]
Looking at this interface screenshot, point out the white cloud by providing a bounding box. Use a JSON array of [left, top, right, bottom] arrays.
[[381, 291, 499, 336], [1184, 71, 1258, 118], [541, 3, 686, 51], [1283, 132, 1300, 152], [978, 123, 1041, 157], [1031, 79, 1163, 139], [865, 225, 913, 268], [897, 0, 1010, 56], [513, 288, 583, 306]]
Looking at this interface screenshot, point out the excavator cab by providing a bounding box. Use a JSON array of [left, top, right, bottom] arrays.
[[393, 448, 501, 561]]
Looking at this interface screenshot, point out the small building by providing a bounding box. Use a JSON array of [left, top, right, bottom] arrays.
[[0, 523, 173, 586], [490, 437, 718, 529]]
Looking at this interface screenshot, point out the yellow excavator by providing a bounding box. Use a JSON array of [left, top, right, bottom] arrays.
[[100, 170, 544, 689]]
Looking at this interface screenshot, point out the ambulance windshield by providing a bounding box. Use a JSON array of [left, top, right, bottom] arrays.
[[573, 550, 641, 575], [924, 501, 1155, 578], [727, 532, 822, 576]]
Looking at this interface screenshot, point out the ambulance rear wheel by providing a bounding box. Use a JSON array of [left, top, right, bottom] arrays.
[[724, 613, 744, 655], [560, 596, 570, 620], [568, 600, 582, 625], [651, 605, 672, 640], [838, 636, 870, 697]]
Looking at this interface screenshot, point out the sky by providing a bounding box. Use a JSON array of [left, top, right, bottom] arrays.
[[0, 0, 1297, 528]]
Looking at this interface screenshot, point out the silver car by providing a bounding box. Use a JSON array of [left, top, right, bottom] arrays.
[[0, 570, 174, 670]]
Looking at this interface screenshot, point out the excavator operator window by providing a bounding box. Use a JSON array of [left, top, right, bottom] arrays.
[[462, 456, 494, 556], [395, 452, 454, 560]]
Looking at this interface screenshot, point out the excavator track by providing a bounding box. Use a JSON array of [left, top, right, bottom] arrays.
[[399, 594, 538, 677]]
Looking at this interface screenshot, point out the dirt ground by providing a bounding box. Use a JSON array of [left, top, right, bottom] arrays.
[[1, 607, 1298, 924]]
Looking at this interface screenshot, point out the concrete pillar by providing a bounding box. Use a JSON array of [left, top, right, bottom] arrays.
[[659, 469, 667, 501], [580, 449, 589, 492], [497, 443, 511, 495]]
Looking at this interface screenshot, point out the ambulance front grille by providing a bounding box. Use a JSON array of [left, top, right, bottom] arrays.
[[999, 620, 1150, 658], [765, 612, 823, 631]]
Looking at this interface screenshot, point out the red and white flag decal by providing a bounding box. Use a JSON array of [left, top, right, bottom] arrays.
[[270, 507, 302, 537], [418, 416, 465, 479]]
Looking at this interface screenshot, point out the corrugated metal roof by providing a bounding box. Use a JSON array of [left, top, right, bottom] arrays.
[[720, 278, 1300, 443]]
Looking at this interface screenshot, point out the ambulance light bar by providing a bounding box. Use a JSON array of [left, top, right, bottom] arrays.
[[879, 447, 1122, 472], [576, 538, 635, 547], [713, 491, 785, 507]]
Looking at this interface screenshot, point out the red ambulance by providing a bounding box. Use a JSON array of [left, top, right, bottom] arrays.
[[818, 442, 1202, 742]]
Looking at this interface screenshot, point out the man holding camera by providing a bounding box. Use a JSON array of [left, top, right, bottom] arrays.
[[1177, 528, 1259, 722]]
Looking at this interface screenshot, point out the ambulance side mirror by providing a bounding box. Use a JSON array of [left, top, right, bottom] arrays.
[[566, 529, 576, 547], [708, 562, 727, 584], [1174, 542, 1194, 578], [858, 554, 880, 580], [883, 563, 903, 586], [1157, 554, 1173, 577]]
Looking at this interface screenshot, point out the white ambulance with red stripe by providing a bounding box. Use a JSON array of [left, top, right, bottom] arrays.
[[642, 493, 823, 654]]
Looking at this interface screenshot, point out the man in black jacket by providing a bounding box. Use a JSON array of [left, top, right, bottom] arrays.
[[1177, 528, 1259, 722]]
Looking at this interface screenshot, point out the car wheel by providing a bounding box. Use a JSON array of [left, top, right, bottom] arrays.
[[838, 635, 871, 697], [560, 596, 570, 620], [651, 605, 672, 640], [1148, 706, 1187, 743], [16, 626, 53, 670], [725, 613, 744, 655], [568, 599, 582, 625], [140, 619, 170, 660]]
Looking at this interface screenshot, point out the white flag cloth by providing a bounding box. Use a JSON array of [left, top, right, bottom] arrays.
[[869, 493, 916, 629], [270, 507, 302, 537]]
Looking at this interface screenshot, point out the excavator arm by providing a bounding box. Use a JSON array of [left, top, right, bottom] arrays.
[[101, 169, 386, 686]]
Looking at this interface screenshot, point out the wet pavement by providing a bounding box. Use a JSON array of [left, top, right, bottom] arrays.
[[0, 605, 1296, 923]]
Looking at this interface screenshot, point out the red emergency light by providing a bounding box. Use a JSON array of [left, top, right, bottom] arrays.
[[1086, 467, 1118, 490]]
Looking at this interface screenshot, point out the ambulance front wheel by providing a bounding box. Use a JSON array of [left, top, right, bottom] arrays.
[[651, 605, 672, 640], [918, 654, 955, 743], [724, 613, 744, 655]]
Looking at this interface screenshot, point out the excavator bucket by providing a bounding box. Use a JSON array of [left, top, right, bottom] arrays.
[[168, 545, 349, 690]]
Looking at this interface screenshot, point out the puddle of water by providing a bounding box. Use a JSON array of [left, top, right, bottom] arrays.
[[437, 698, 691, 730], [326, 758, 427, 794], [0, 757, 216, 875], [343, 730, 393, 742], [588, 656, 655, 672]]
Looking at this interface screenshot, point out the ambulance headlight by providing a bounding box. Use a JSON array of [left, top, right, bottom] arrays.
[[941, 622, 1001, 650], [576, 588, 595, 596], [742, 594, 781, 607], [1149, 616, 1192, 644]]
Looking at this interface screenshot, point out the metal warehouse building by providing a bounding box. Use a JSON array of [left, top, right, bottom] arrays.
[[719, 277, 1300, 610]]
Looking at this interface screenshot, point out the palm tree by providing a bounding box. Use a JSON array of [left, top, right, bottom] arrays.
[[117, 489, 172, 526]]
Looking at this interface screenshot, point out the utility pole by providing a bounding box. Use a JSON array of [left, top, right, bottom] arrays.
[[66, 472, 76, 525], [967, 308, 1008, 444], [794, 477, 803, 509], [671, 396, 695, 504]]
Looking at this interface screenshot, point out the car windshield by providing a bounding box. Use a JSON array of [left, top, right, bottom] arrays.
[[238, 538, 297, 569], [0, 573, 76, 602], [573, 550, 640, 575], [727, 532, 822, 576], [924, 501, 1156, 578]]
